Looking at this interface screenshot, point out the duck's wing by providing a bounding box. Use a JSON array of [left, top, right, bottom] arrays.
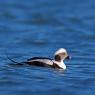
[[27, 57, 53, 61], [26, 57, 53, 66]]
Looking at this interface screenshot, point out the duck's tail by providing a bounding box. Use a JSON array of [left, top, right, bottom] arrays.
[[7, 55, 25, 65]]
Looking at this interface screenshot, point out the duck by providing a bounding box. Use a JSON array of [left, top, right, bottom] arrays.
[[24, 48, 71, 70], [8, 48, 71, 70]]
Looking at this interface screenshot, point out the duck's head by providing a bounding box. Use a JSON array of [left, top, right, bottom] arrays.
[[54, 48, 71, 62]]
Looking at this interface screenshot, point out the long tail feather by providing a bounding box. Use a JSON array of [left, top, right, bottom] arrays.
[[7, 55, 25, 65]]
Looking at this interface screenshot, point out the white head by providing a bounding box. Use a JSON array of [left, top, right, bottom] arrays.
[[54, 48, 71, 62], [53, 48, 71, 69]]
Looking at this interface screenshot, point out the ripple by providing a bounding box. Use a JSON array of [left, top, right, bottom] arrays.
[[32, 39, 48, 45]]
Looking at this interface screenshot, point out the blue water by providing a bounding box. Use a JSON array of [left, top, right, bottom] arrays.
[[0, 0, 95, 95]]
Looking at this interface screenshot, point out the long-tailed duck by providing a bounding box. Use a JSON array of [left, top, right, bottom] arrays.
[[8, 48, 71, 70]]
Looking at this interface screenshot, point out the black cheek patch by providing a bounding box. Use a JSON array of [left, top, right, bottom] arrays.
[[54, 55, 61, 61]]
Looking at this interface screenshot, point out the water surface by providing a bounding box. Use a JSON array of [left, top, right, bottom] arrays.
[[0, 0, 95, 95]]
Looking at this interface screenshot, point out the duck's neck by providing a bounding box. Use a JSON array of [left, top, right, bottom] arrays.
[[53, 60, 66, 70]]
